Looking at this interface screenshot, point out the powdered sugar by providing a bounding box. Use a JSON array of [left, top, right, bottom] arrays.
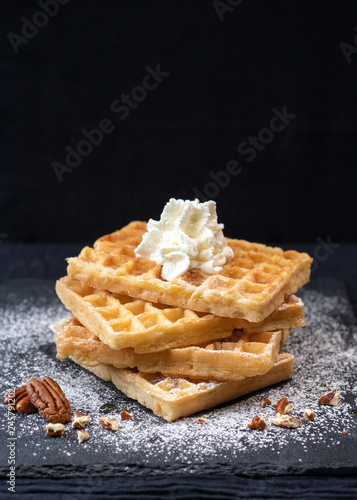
[[0, 279, 356, 477]]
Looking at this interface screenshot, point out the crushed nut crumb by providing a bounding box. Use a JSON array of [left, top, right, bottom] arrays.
[[77, 430, 90, 444], [271, 413, 301, 429], [197, 418, 206, 424], [343, 429, 348, 435], [120, 410, 133, 421], [275, 397, 291, 415], [261, 397, 271, 408], [248, 416, 267, 430], [46, 423, 65, 437], [303, 408, 315, 421], [319, 390, 340, 406], [72, 411, 91, 429], [99, 417, 119, 431]]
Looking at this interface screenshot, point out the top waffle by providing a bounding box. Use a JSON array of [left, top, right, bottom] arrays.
[[67, 221, 312, 322]]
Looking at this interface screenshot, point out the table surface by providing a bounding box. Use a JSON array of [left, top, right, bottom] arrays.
[[0, 242, 356, 499]]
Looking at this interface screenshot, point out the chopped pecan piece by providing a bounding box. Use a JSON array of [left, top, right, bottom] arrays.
[[72, 411, 90, 429], [27, 377, 71, 423], [319, 390, 340, 406], [260, 397, 271, 408], [248, 415, 267, 430], [46, 423, 65, 437], [343, 429, 348, 435], [120, 410, 133, 421], [4, 386, 37, 414], [77, 430, 90, 444], [99, 417, 119, 431], [271, 413, 301, 429], [275, 397, 291, 415], [303, 408, 315, 421], [197, 418, 206, 424]]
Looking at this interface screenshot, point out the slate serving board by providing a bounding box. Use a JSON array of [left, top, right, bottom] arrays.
[[0, 278, 356, 479]]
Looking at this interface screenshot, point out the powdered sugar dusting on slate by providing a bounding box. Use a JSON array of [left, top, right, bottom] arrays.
[[0, 279, 356, 476]]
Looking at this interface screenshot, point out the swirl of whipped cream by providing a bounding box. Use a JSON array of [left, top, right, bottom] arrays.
[[134, 198, 234, 281]]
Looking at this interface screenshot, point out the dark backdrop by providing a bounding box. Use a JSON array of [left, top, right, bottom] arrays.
[[1, 0, 357, 244]]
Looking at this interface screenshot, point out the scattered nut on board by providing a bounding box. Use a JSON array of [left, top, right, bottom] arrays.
[[271, 413, 301, 429], [303, 408, 315, 421], [248, 416, 267, 430], [342, 429, 348, 435], [319, 390, 340, 406], [72, 411, 90, 429], [27, 376, 71, 423], [197, 418, 206, 424], [275, 397, 291, 415], [99, 417, 119, 431], [260, 397, 271, 408], [120, 410, 133, 421], [4, 386, 37, 414], [46, 423, 65, 437], [77, 430, 90, 444]]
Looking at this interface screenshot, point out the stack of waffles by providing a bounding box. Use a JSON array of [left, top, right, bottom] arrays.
[[54, 221, 312, 422]]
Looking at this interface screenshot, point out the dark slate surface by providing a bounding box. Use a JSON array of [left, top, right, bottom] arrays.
[[2, 474, 357, 500], [0, 278, 356, 481]]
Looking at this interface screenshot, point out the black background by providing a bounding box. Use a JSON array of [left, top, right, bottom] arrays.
[[1, 0, 357, 244]]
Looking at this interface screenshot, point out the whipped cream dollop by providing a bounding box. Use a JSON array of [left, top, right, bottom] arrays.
[[134, 198, 234, 281]]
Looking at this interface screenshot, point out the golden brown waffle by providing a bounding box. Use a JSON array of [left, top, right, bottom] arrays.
[[56, 277, 304, 352], [54, 316, 288, 381], [70, 351, 294, 421], [67, 221, 312, 322], [240, 294, 304, 334], [56, 277, 231, 352]]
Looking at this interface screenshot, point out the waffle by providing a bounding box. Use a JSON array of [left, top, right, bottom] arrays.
[[70, 351, 294, 422], [56, 276, 231, 352], [241, 294, 304, 334], [67, 221, 312, 322], [55, 276, 304, 352], [54, 316, 288, 381]]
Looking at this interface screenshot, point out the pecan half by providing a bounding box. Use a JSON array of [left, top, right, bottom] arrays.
[[319, 390, 340, 406], [4, 386, 25, 405], [275, 397, 291, 415], [248, 415, 267, 430], [16, 396, 38, 414], [4, 386, 37, 414], [27, 377, 71, 423]]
